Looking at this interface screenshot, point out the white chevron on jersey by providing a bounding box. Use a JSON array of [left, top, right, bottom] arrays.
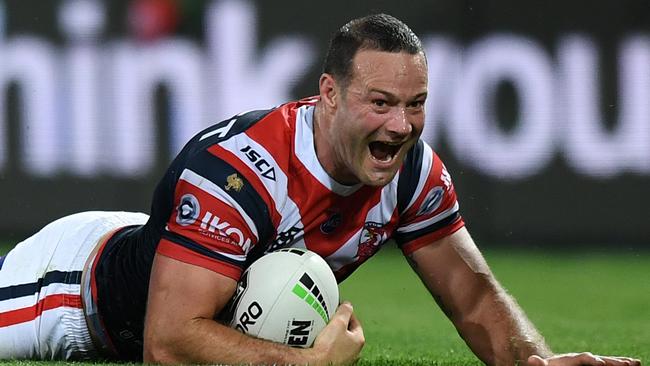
[[404, 141, 435, 213], [325, 233, 364, 272], [324, 178, 398, 271], [179, 168, 259, 242], [217, 130, 307, 247], [378, 177, 399, 221], [198, 109, 257, 142], [294, 106, 363, 196], [199, 117, 237, 142]]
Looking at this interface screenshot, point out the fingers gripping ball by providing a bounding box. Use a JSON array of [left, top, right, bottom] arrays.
[[228, 248, 339, 347]]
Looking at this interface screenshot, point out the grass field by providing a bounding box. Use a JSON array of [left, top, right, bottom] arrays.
[[1, 242, 648, 365]]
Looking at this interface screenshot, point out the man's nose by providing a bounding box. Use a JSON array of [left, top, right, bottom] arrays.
[[385, 108, 412, 137]]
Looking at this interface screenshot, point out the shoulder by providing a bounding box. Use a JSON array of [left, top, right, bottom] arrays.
[[397, 139, 448, 214], [175, 100, 309, 166], [394, 139, 464, 252]]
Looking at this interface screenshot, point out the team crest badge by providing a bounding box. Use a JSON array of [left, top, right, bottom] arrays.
[[225, 173, 244, 192], [356, 222, 387, 261]]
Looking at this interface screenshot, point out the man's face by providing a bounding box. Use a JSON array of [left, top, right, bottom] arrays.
[[323, 49, 428, 187]]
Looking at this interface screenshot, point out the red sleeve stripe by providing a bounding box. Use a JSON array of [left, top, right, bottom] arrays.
[[400, 218, 466, 255], [0, 294, 82, 327], [179, 168, 259, 240], [157, 238, 242, 281], [161, 230, 248, 265]]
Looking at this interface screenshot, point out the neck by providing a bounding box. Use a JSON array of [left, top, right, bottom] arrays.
[[312, 101, 331, 173], [311, 102, 359, 186]]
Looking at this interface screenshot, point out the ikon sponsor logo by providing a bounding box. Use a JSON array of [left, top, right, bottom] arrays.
[[200, 211, 253, 253]]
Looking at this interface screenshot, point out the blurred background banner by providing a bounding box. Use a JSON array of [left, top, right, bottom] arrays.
[[1, 0, 649, 246]]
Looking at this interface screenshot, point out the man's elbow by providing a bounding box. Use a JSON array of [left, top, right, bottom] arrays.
[[144, 343, 182, 364], [143, 332, 185, 364]]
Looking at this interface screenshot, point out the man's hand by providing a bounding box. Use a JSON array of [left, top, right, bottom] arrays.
[[309, 302, 365, 365], [527, 353, 642, 366]]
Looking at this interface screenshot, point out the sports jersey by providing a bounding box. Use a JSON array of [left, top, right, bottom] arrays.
[[92, 98, 465, 360]]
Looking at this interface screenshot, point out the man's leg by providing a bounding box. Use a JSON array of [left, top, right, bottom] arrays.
[[0, 211, 148, 360]]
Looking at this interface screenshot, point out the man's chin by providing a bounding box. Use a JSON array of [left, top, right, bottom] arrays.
[[360, 169, 399, 187]]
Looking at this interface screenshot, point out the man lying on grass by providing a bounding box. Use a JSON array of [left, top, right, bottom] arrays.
[[0, 13, 641, 366]]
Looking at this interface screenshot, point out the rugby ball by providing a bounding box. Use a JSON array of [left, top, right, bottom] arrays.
[[228, 248, 339, 347]]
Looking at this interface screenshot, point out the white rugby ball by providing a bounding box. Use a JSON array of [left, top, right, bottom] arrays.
[[228, 248, 339, 347]]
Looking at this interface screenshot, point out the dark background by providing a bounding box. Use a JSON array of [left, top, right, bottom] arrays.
[[1, 0, 649, 248]]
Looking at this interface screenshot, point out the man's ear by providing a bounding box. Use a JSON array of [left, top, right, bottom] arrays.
[[319, 73, 338, 109]]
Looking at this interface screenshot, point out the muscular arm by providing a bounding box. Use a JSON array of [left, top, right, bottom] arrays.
[[143, 253, 364, 365], [143, 252, 313, 364], [406, 227, 551, 365]]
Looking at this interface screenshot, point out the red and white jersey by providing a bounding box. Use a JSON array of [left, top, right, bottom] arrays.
[[157, 98, 464, 282]]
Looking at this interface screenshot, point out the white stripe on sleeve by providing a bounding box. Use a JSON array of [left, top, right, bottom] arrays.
[[179, 169, 259, 240]]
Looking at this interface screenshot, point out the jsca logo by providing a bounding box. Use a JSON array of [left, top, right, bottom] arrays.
[[176, 194, 200, 226]]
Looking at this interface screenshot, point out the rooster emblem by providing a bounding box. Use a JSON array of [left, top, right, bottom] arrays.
[[356, 222, 386, 261]]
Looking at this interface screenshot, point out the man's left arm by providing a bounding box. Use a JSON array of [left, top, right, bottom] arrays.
[[405, 227, 641, 366]]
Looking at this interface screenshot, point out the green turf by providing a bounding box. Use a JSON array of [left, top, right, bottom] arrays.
[[0, 243, 11, 255], [1, 242, 14, 255], [342, 247, 649, 365], [0, 242, 648, 365]]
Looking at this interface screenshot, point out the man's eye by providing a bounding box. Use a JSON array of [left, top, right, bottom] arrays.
[[409, 101, 424, 108], [373, 100, 387, 107]]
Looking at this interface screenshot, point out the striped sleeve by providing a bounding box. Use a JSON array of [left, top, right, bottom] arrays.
[[157, 149, 274, 281], [394, 140, 465, 255]]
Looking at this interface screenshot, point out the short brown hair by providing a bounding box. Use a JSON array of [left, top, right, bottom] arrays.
[[322, 14, 425, 88]]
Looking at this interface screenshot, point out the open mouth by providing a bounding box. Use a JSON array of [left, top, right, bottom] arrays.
[[368, 141, 403, 163]]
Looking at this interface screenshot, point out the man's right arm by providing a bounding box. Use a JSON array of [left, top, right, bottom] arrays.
[[142, 252, 364, 365]]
